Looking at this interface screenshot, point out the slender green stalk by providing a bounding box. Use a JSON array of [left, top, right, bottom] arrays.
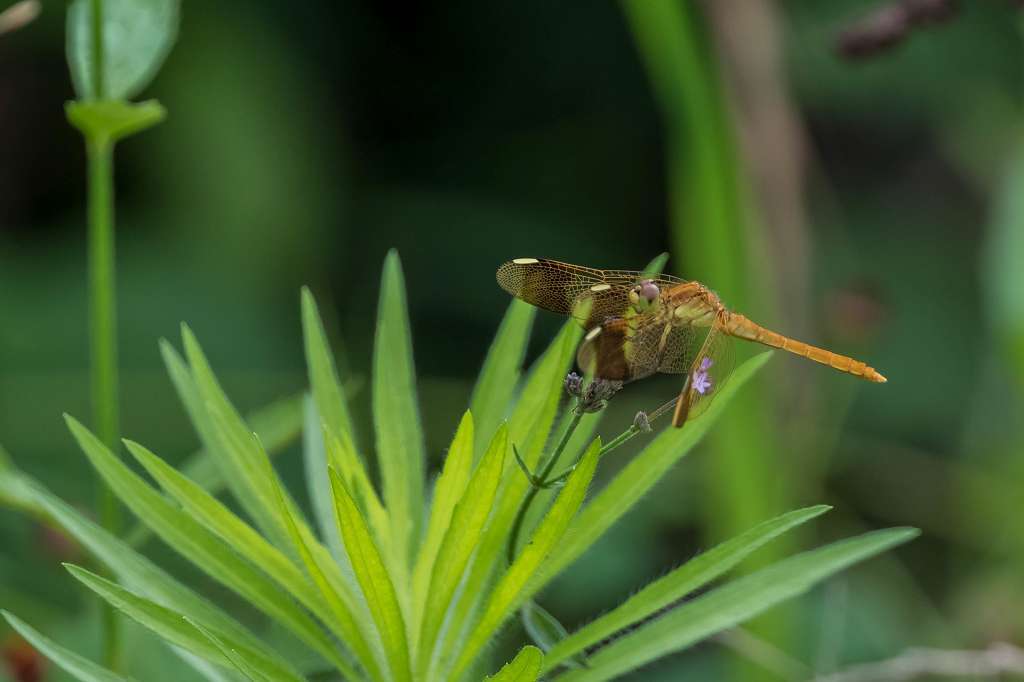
[[506, 410, 583, 565], [87, 134, 122, 672]]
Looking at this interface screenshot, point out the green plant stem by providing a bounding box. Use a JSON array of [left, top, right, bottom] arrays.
[[86, 134, 121, 670], [506, 410, 583, 565]]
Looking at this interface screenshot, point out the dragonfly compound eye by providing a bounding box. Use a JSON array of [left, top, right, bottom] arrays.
[[637, 280, 660, 303]]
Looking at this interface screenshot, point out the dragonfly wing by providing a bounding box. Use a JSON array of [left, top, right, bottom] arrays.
[[671, 327, 736, 428], [577, 317, 671, 382], [496, 258, 684, 328]]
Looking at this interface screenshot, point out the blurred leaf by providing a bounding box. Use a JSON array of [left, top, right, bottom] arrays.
[[521, 601, 587, 670], [301, 286, 359, 448], [2, 611, 133, 682], [469, 299, 536, 458], [543, 504, 830, 670], [411, 411, 474, 646], [642, 252, 670, 276], [450, 438, 601, 681], [17, 475, 275, 663], [534, 352, 773, 588], [416, 424, 507, 678], [373, 249, 427, 572], [302, 396, 344, 559], [66, 0, 180, 100], [64, 416, 339, 669], [485, 645, 543, 682], [161, 338, 283, 546], [65, 565, 303, 682], [126, 392, 304, 548], [66, 100, 165, 144], [558, 528, 920, 681], [122, 437, 365, 673], [329, 467, 412, 682]]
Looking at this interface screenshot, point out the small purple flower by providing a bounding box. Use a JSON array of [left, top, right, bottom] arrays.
[[692, 356, 713, 395]]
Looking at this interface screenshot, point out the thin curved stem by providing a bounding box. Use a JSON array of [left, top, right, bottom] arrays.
[[506, 409, 583, 565]]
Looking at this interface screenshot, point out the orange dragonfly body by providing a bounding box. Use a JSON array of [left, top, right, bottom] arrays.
[[497, 258, 885, 428]]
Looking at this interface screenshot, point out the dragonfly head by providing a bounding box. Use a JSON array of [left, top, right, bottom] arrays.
[[629, 279, 660, 313]]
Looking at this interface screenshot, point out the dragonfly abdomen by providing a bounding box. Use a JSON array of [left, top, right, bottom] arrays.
[[723, 313, 887, 383]]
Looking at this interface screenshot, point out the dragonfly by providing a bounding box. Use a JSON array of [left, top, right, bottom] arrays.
[[496, 257, 886, 428]]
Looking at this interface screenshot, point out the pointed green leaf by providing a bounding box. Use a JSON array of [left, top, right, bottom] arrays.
[[16, 475, 278, 665], [65, 566, 304, 682], [301, 286, 359, 447], [161, 338, 284, 546], [122, 438, 370, 679], [2, 611, 134, 682], [329, 467, 412, 682], [533, 352, 773, 591], [411, 411, 474, 645], [373, 249, 426, 570], [559, 528, 920, 682], [543, 504, 831, 670], [264, 453, 380, 682], [439, 321, 581, 665], [64, 416, 341, 673], [485, 646, 543, 682], [126, 391, 304, 548], [470, 299, 535, 458], [185, 618, 267, 682], [66, 0, 179, 100], [450, 438, 601, 681], [642, 252, 670, 276], [522, 601, 587, 670], [302, 396, 345, 558], [417, 424, 507, 678]]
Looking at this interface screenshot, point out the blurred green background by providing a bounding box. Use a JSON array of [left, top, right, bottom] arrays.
[[2, 1, 1023, 680]]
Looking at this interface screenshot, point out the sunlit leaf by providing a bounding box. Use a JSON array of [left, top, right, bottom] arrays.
[[485, 645, 543, 682]]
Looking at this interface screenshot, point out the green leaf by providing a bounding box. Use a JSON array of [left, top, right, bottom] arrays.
[[542, 504, 830, 670], [301, 286, 359, 446], [416, 424, 507, 678], [15, 475, 280, 667], [329, 467, 412, 682], [161, 338, 284, 546], [66, 100, 165, 145], [558, 528, 920, 682], [532, 351, 773, 591], [411, 410, 474, 648], [485, 646, 543, 682], [185, 618, 268, 682], [642, 251, 670, 276], [122, 438, 369, 679], [302, 396, 345, 559], [264, 451, 380, 682], [450, 438, 601, 681], [469, 299, 535, 458], [126, 392, 304, 548], [2, 611, 134, 682], [521, 601, 587, 670], [439, 321, 581, 665], [64, 416, 341, 673], [373, 249, 427, 570], [65, 565, 304, 682], [66, 0, 179, 100]]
